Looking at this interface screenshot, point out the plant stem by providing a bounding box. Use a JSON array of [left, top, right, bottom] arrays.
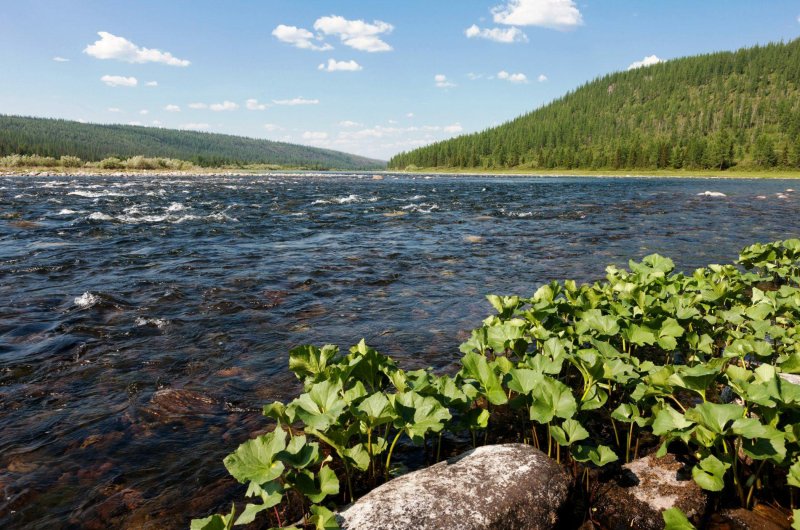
[[437, 432, 442, 462], [746, 460, 768, 509], [385, 430, 404, 478], [626, 422, 634, 464], [547, 422, 552, 457], [611, 418, 620, 449], [532, 425, 540, 449], [342, 458, 354, 502]]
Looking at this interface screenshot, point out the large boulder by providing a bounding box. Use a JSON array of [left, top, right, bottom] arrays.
[[592, 453, 707, 530], [338, 443, 570, 530]]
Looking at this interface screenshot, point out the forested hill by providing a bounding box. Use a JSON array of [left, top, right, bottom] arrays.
[[389, 39, 800, 172], [0, 115, 384, 170]]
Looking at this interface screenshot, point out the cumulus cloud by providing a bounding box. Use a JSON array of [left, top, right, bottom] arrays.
[[435, 74, 456, 88], [188, 102, 208, 109], [100, 75, 137, 87], [84, 31, 190, 66], [444, 123, 464, 133], [272, 24, 333, 51], [497, 70, 528, 83], [406, 113, 414, 118], [246, 98, 268, 110], [302, 131, 329, 140], [465, 24, 528, 43], [145, 81, 158, 87], [209, 100, 239, 111], [628, 55, 663, 70], [181, 123, 209, 131], [139, 109, 149, 115], [491, 0, 583, 30], [313, 15, 393, 52], [107, 107, 121, 112], [318, 58, 363, 72], [467, 72, 483, 80], [263, 123, 282, 131], [52, 56, 69, 62], [128, 121, 142, 126], [272, 97, 319, 106], [537, 74, 548, 82], [339, 120, 362, 127], [164, 104, 181, 112]]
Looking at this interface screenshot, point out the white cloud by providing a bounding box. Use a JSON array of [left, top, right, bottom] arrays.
[[492, 0, 583, 30], [164, 104, 181, 112], [145, 81, 158, 87], [435, 74, 456, 88], [339, 120, 362, 127], [302, 131, 329, 140], [100, 75, 137, 87], [444, 123, 464, 133], [537, 73, 548, 82], [272, 24, 333, 51], [209, 100, 239, 111], [406, 113, 414, 118], [139, 109, 149, 115], [467, 72, 483, 80], [107, 107, 121, 112], [313, 15, 393, 52], [128, 121, 142, 126], [273, 97, 319, 106], [181, 123, 210, 131], [263, 123, 282, 131], [318, 58, 363, 72], [628, 54, 663, 70], [246, 98, 268, 110], [84, 31, 190, 66], [152, 120, 163, 126], [465, 24, 528, 43], [497, 70, 528, 83], [188, 102, 208, 109], [52, 56, 69, 62]]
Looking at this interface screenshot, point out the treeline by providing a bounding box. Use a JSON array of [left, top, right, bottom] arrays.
[[389, 39, 800, 171], [0, 154, 194, 170], [0, 115, 385, 170]]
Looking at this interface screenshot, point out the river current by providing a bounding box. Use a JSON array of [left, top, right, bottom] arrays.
[[1, 173, 798, 528]]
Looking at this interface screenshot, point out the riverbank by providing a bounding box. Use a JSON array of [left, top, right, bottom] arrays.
[[393, 167, 800, 179]]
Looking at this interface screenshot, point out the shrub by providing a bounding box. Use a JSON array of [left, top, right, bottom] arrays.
[[98, 157, 124, 169], [59, 155, 83, 168]]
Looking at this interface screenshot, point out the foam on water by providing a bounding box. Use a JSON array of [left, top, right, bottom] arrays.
[[73, 292, 100, 308]]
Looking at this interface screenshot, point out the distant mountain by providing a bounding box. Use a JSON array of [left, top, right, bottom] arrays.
[[389, 39, 800, 171], [0, 115, 385, 170]]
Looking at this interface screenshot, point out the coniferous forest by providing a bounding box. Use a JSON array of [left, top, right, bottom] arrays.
[[389, 39, 800, 172], [0, 115, 385, 170]]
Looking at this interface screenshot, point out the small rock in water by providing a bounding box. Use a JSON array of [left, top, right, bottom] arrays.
[[698, 191, 726, 197], [592, 453, 707, 530], [372, 174, 384, 180], [141, 388, 223, 421], [338, 443, 570, 530], [464, 235, 483, 243]]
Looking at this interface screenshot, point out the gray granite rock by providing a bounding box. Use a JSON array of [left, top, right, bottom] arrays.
[[338, 443, 570, 530]]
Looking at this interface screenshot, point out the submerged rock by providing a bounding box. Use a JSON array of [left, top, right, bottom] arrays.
[[592, 453, 707, 530], [338, 443, 570, 530], [141, 388, 223, 421]]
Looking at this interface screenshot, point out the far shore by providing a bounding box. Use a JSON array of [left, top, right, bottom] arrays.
[[3, 166, 800, 179]]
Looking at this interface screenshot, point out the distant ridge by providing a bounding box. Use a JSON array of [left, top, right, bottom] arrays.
[[0, 115, 385, 170], [389, 39, 800, 171]]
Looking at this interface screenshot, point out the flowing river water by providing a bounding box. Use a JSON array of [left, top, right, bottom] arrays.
[[1, 173, 798, 528]]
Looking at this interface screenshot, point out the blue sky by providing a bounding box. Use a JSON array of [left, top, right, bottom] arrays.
[[1, 0, 799, 160]]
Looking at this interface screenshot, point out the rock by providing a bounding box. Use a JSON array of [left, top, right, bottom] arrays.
[[711, 505, 792, 529], [141, 388, 222, 421], [338, 443, 570, 530], [592, 453, 707, 530]]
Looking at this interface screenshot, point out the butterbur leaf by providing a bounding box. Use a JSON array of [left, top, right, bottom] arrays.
[[685, 403, 743, 435], [224, 426, 287, 484], [625, 324, 658, 346], [191, 506, 236, 530], [236, 482, 283, 525], [460, 352, 508, 405], [393, 391, 452, 442], [793, 509, 800, 530], [294, 465, 340, 503], [668, 364, 719, 398], [571, 444, 618, 467], [293, 380, 347, 431], [611, 403, 640, 423], [529, 376, 577, 424], [692, 455, 730, 491], [309, 504, 341, 530], [561, 418, 590, 444], [278, 435, 320, 469], [789, 459, 800, 488], [652, 407, 694, 436], [263, 401, 295, 426], [343, 443, 371, 471], [507, 368, 540, 395], [662, 507, 697, 530], [357, 392, 394, 429], [289, 344, 338, 381]]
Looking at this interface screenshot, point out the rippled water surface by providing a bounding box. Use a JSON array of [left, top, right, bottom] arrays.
[[1, 173, 798, 528]]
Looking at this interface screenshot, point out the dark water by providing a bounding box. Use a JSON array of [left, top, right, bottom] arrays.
[[1, 173, 798, 528]]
